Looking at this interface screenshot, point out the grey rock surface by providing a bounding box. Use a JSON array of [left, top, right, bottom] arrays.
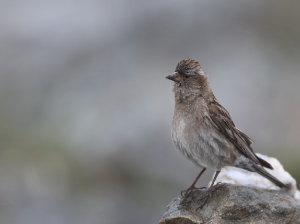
[[159, 183, 300, 224]]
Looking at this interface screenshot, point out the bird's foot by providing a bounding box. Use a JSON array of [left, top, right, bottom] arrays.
[[213, 182, 223, 189], [196, 190, 212, 210], [197, 192, 211, 210], [181, 185, 206, 199], [196, 182, 222, 210]]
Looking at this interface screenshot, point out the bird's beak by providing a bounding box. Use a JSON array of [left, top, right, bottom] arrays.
[[166, 72, 182, 82]]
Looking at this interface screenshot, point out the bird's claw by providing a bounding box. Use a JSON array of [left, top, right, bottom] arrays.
[[213, 182, 223, 189], [181, 186, 206, 198], [196, 183, 222, 210], [196, 191, 212, 210], [181, 187, 194, 198]]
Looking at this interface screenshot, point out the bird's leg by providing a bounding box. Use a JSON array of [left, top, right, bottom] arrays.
[[181, 168, 206, 199], [197, 170, 220, 210]]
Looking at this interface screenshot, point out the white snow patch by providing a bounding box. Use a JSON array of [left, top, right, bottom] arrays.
[[210, 153, 300, 199]]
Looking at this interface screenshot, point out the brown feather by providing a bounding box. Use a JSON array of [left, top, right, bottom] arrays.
[[208, 99, 273, 169], [208, 99, 263, 166]]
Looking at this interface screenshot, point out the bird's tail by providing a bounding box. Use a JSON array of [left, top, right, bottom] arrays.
[[253, 164, 289, 189]]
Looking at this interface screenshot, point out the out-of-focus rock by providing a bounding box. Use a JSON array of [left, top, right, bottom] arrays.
[[209, 153, 300, 199], [159, 183, 300, 224]]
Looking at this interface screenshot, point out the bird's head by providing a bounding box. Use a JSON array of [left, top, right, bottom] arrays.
[[166, 59, 208, 85]]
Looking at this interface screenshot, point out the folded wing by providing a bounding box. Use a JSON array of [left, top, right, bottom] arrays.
[[209, 99, 273, 169]]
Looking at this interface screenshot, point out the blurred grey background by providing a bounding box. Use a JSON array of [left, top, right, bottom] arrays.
[[0, 0, 300, 223]]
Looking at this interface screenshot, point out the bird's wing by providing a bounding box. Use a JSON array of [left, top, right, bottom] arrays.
[[208, 99, 268, 167]]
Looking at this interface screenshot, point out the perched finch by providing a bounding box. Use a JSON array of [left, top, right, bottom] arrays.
[[166, 59, 288, 208]]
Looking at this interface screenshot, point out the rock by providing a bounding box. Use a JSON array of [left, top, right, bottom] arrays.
[[209, 153, 300, 199], [159, 183, 300, 224], [160, 154, 300, 223]]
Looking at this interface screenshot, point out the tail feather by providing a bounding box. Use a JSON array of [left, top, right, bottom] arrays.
[[256, 156, 273, 170], [253, 164, 289, 189]]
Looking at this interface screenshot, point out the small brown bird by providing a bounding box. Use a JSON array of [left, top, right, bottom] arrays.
[[166, 59, 288, 208]]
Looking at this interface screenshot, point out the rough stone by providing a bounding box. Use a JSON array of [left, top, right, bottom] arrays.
[[159, 183, 300, 224]]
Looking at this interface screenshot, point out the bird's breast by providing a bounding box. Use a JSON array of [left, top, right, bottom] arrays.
[[171, 114, 238, 170]]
